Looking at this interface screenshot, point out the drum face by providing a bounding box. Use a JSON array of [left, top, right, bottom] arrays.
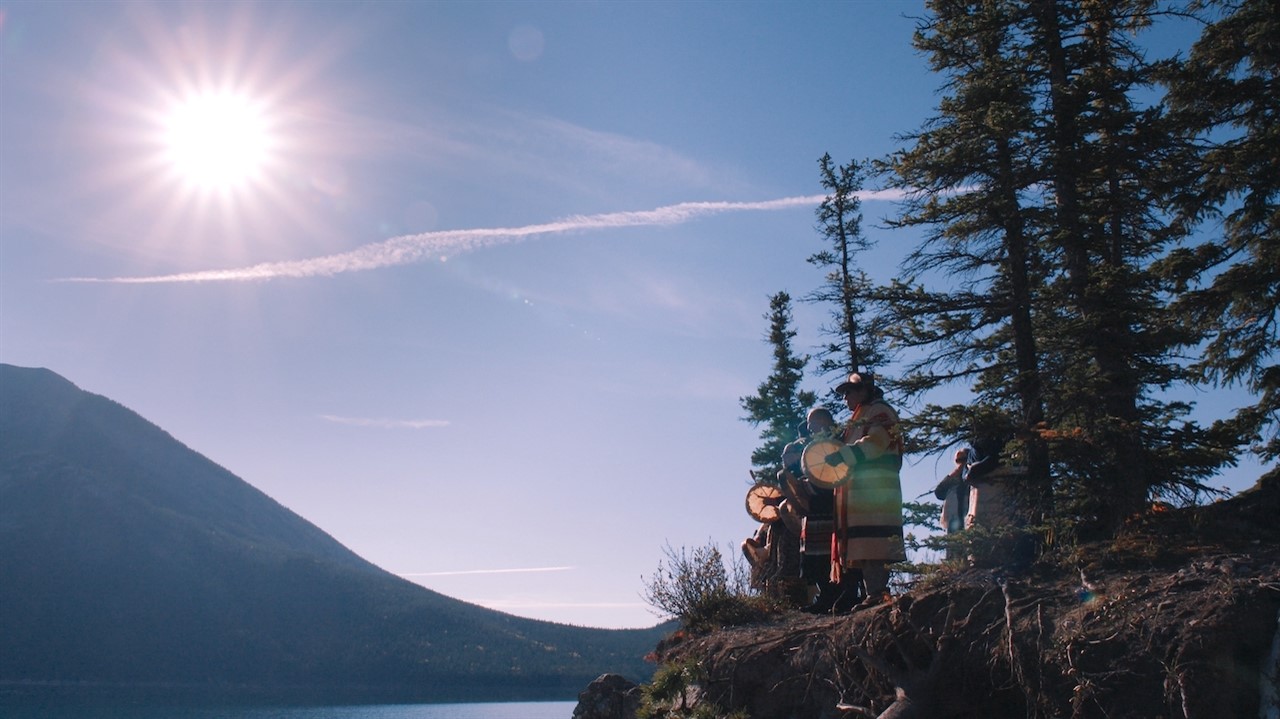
[[746, 483, 783, 522], [802, 438, 849, 489]]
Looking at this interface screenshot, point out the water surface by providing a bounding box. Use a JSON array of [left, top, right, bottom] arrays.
[[0, 699, 577, 719]]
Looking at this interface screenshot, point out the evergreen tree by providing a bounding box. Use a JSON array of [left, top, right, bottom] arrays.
[[879, 0, 1049, 495], [884, 0, 1233, 538], [1163, 0, 1280, 461], [1029, 0, 1230, 531], [740, 292, 817, 483], [805, 154, 887, 389]]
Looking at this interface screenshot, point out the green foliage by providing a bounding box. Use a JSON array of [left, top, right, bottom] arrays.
[[805, 154, 889, 388], [638, 660, 748, 719], [871, 0, 1257, 544], [637, 660, 701, 718], [893, 499, 949, 585], [739, 292, 818, 480], [640, 542, 782, 632], [1161, 0, 1280, 460], [876, 0, 1055, 527]]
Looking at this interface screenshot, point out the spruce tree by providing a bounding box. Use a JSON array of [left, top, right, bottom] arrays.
[[884, 0, 1233, 538], [805, 154, 887, 390], [879, 0, 1049, 494], [1029, 0, 1230, 531], [1163, 0, 1280, 461], [740, 292, 818, 482]]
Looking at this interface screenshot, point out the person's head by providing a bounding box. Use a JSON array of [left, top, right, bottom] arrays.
[[795, 420, 811, 440], [781, 440, 805, 469], [806, 407, 836, 434], [835, 372, 875, 409]]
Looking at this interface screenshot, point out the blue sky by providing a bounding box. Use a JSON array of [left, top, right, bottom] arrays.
[[0, 1, 1266, 629]]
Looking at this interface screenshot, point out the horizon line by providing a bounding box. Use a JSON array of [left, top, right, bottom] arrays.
[[399, 566, 576, 577]]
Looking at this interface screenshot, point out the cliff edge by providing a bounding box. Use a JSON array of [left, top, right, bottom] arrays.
[[647, 470, 1280, 718]]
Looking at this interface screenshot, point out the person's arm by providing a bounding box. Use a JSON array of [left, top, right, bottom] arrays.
[[934, 450, 968, 498], [778, 469, 811, 514], [826, 424, 892, 468]]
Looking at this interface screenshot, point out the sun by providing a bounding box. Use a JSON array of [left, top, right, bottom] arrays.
[[162, 93, 274, 190]]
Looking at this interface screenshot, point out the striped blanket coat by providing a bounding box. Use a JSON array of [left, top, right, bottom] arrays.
[[831, 399, 906, 574]]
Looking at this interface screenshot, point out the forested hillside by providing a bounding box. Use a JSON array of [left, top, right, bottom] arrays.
[[0, 364, 665, 702]]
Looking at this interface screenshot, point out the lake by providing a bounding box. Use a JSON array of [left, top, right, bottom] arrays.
[[0, 699, 579, 719]]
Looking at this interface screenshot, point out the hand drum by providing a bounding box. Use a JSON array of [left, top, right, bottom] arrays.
[[802, 438, 851, 489]]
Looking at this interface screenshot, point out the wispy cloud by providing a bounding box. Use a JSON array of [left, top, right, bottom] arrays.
[[399, 566, 575, 577], [61, 191, 905, 284], [473, 599, 647, 610], [484, 111, 727, 196], [320, 415, 450, 430]]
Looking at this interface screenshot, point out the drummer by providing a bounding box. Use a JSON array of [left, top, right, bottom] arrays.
[[742, 419, 810, 601], [796, 407, 863, 613], [826, 373, 905, 610], [806, 407, 835, 435]]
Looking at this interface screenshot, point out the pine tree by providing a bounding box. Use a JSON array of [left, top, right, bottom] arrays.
[[884, 0, 1234, 538], [879, 0, 1049, 492], [740, 292, 818, 482], [1029, 0, 1231, 531], [805, 154, 887, 389], [1162, 0, 1280, 461]]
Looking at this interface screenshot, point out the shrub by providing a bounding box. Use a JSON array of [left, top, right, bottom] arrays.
[[641, 541, 779, 631], [637, 659, 747, 719]]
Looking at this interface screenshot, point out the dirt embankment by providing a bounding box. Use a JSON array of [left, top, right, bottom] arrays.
[[654, 471, 1280, 719]]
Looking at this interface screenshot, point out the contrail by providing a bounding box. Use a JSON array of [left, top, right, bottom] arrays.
[[474, 599, 646, 610], [61, 191, 904, 284], [319, 415, 450, 429]]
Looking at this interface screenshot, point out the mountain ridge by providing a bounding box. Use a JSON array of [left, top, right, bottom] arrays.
[[0, 363, 664, 702]]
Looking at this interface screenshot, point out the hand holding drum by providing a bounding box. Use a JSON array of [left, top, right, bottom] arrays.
[[801, 437, 852, 489]]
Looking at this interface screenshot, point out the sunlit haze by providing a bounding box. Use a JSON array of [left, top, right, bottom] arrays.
[[0, 1, 1266, 630]]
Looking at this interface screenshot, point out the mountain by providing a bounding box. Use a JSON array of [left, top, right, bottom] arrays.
[[0, 364, 666, 702]]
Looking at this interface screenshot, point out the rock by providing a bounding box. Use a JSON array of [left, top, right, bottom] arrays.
[[646, 485, 1280, 719], [572, 673, 642, 719]]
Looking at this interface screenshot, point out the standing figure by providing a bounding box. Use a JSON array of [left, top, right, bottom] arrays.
[[796, 408, 862, 613], [961, 434, 1032, 569], [935, 448, 971, 536], [743, 423, 809, 605], [961, 435, 1010, 530], [933, 431, 1031, 569], [827, 372, 905, 609], [769, 428, 811, 606]]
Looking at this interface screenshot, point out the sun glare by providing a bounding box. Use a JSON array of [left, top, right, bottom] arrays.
[[163, 93, 273, 190]]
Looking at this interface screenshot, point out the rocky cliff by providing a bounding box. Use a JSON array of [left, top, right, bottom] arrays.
[[639, 470, 1280, 718]]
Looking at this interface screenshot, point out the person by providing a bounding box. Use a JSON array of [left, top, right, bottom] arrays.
[[934, 438, 1003, 556], [825, 372, 905, 610], [771, 422, 818, 607], [961, 434, 1031, 569], [935, 448, 970, 535], [742, 423, 809, 604], [961, 435, 1010, 530], [935, 432, 1032, 569], [795, 407, 863, 613]]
